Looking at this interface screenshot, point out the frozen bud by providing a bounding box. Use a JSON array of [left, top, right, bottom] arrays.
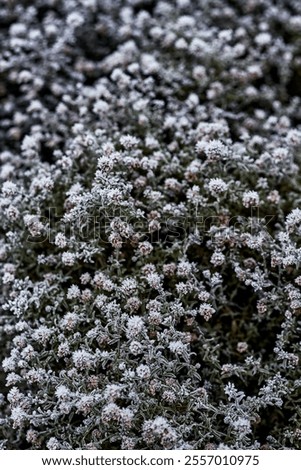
[[121, 437, 136, 450], [81, 289, 92, 302], [11, 406, 27, 429], [208, 178, 228, 196], [192, 65, 207, 81], [242, 191, 260, 207], [125, 297, 141, 312], [6, 205, 20, 221], [285, 208, 301, 233], [196, 140, 229, 161], [162, 390, 177, 403], [120, 408, 134, 428], [286, 129, 301, 146], [169, 341, 187, 355], [134, 176, 147, 188], [267, 190, 280, 204], [7, 387, 24, 405], [148, 219, 161, 232], [2, 272, 14, 284], [163, 263, 177, 277], [148, 210, 161, 220], [247, 64, 262, 78], [26, 429, 39, 444], [120, 278, 138, 296], [176, 281, 192, 295], [87, 375, 99, 390], [146, 272, 162, 290], [136, 364, 151, 379], [199, 303, 215, 321], [102, 279, 114, 292], [175, 37, 188, 50], [79, 0, 97, 9], [60, 313, 79, 331], [94, 294, 108, 308], [54, 233, 67, 248], [76, 395, 95, 415], [109, 232, 123, 248], [66, 12, 85, 28], [126, 316, 145, 339], [138, 241, 153, 255], [2, 356, 16, 372], [44, 23, 58, 37], [207, 81, 224, 100], [9, 23, 27, 37], [2, 181, 18, 197], [32, 326, 52, 344], [129, 341, 143, 355], [255, 32, 271, 46], [140, 53, 160, 75], [120, 134, 139, 149], [164, 178, 182, 192], [72, 350, 96, 370], [21, 345, 36, 360], [210, 251, 226, 267], [101, 403, 121, 423], [103, 384, 123, 403], [232, 417, 251, 435], [18, 70, 32, 83], [177, 261, 193, 277], [142, 416, 177, 448], [80, 272, 91, 284], [237, 342, 248, 353], [57, 342, 70, 357], [6, 373, 21, 386], [23, 215, 44, 236], [290, 299, 301, 311], [93, 99, 109, 114], [93, 272, 106, 288], [295, 276, 301, 286], [46, 437, 62, 450], [55, 385, 72, 401], [145, 135, 160, 149], [62, 252, 76, 266], [257, 299, 267, 314], [198, 291, 211, 302], [177, 0, 191, 7], [141, 264, 156, 275], [21, 135, 40, 158], [67, 284, 81, 299]]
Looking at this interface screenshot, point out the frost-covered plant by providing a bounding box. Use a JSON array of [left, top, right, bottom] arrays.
[[0, 0, 301, 450]]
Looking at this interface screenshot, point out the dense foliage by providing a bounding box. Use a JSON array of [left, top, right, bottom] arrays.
[[0, 0, 301, 449]]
